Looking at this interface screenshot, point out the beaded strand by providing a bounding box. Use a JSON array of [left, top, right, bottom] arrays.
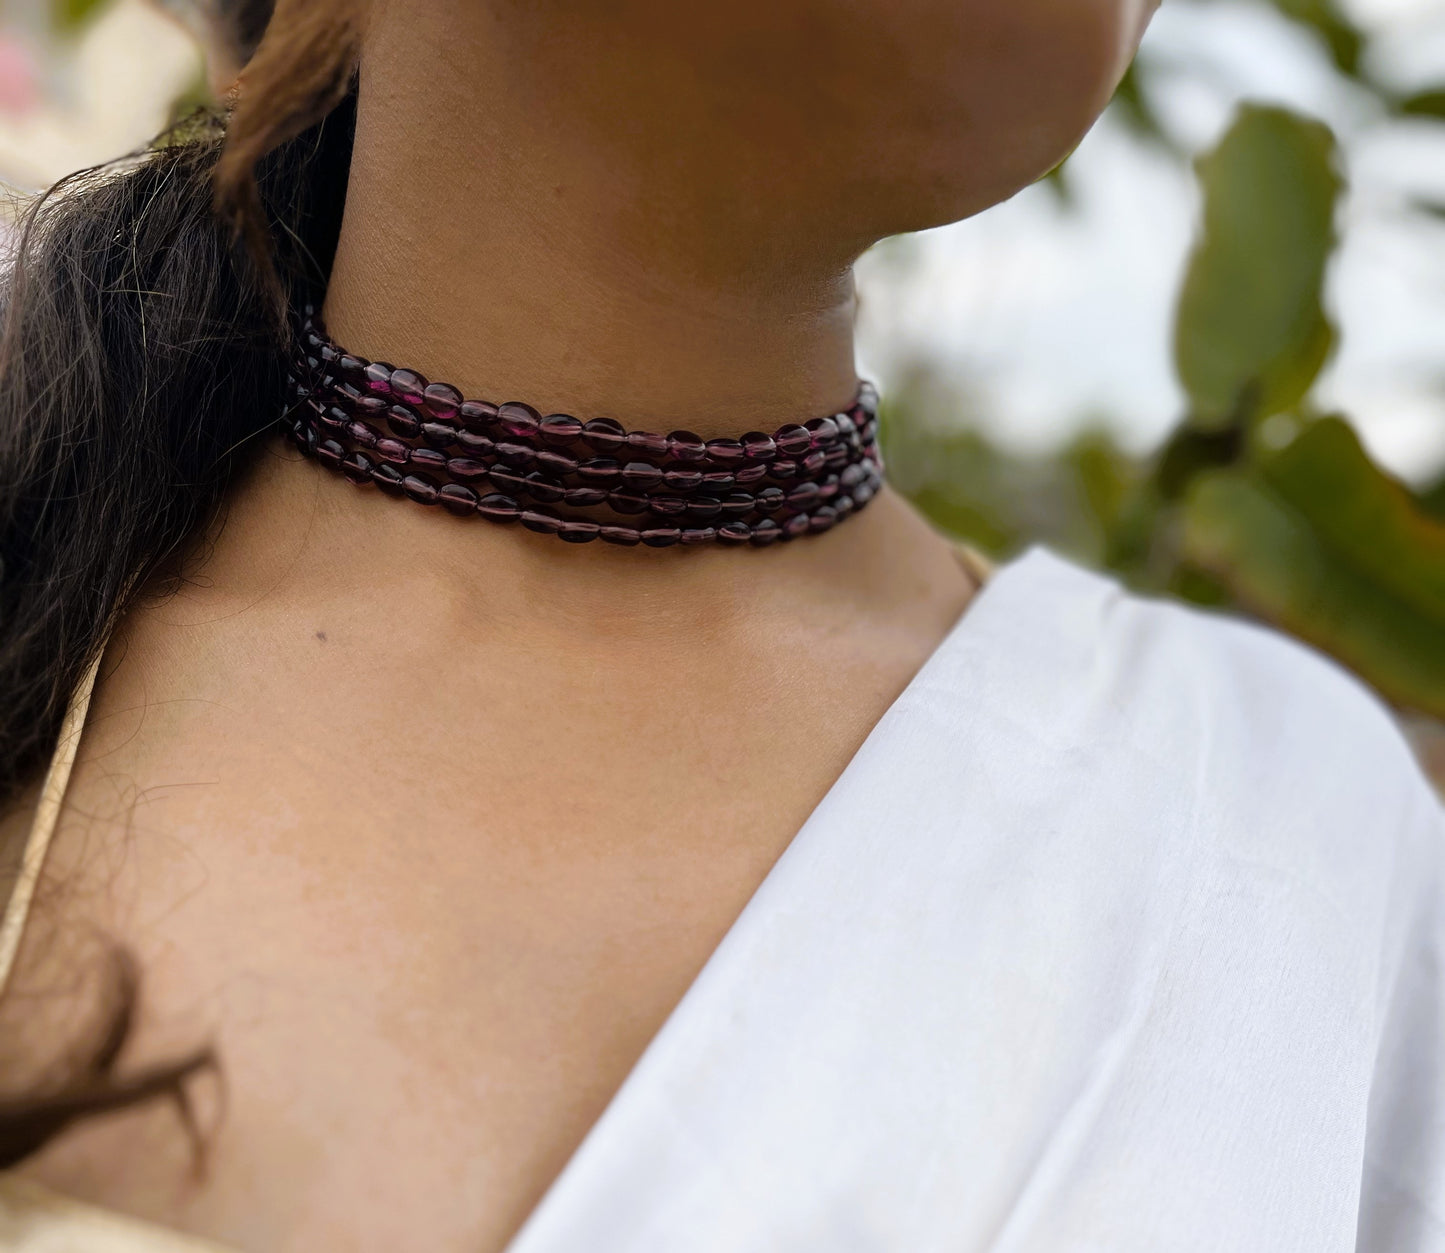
[[283, 310, 883, 547]]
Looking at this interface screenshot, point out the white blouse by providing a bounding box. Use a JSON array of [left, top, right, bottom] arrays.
[[4, 547, 1444, 1251]]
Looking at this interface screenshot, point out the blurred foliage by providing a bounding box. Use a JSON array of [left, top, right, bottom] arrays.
[[884, 1, 1445, 725]]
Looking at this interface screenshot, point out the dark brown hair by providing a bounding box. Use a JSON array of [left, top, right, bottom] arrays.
[[0, 0, 360, 1168]]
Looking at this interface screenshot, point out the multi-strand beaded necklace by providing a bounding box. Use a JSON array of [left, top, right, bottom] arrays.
[[283, 309, 883, 547]]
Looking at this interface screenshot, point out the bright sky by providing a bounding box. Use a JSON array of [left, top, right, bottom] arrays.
[[3, 0, 1441, 482], [856, 0, 1445, 483]]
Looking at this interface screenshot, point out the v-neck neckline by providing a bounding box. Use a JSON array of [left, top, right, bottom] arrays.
[[503, 547, 1040, 1253], [3, 546, 1051, 1253]]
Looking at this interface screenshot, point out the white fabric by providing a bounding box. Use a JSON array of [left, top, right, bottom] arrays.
[[505, 546, 1445, 1253]]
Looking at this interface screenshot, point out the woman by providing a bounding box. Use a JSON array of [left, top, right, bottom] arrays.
[[0, 0, 1441, 1249]]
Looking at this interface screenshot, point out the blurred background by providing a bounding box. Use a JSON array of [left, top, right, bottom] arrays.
[[1, 0, 1443, 784]]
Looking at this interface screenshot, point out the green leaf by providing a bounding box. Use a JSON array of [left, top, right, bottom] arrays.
[[1174, 106, 1343, 430], [1180, 427, 1445, 717], [50, 0, 112, 34], [1398, 88, 1445, 120]]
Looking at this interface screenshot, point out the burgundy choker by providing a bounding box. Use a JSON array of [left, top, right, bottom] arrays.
[[282, 309, 883, 547]]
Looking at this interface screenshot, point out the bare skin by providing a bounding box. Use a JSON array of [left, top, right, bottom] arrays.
[[3, 0, 1157, 1248]]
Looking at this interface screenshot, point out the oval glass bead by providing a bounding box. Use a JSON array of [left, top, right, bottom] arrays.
[[684, 496, 722, 519], [564, 486, 609, 508], [649, 496, 688, 517], [386, 405, 422, 439], [750, 518, 782, 547], [640, 527, 681, 548], [755, 487, 786, 513], [497, 402, 541, 439], [719, 493, 754, 517], [818, 473, 840, 500], [704, 438, 745, 465], [540, 413, 584, 446], [488, 466, 529, 494], [420, 421, 460, 449], [494, 441, 537, 468], [410, 448, 448, 473], [838, 462, 866, 488], [805, 416, 840, 447], [620, 461, 664, 490], [781, 512, 812, 540], [337, 354, 366, 383], [734, 464, 768, 485], [663, 467, 703, 491], [667, 431, 706, 462], [740, 432, 777, 461], [576, 458, 622, 485], [455, 430, 495, 456], [824, 445, 850, 470], [557, 519, 601, 544], [320, 405, 349, 433], [608, 490, 649, 515], [523, 473, 566, 504], [371, 463, 406, 495], [476, 493, 522, 522], [833, 493, 856, 517], [438, 483, 478, 516], [458, 400, 498, 434], [582, 417, 627, 452], [768, 459, 798, 481], [389, 368, 427, 407], [403, 473, 440, 506], [774, 424, 811, 456], [520, 508, 563, 535], [627, 430, 670, 457], [535, 449, 579, 477], [716, 521, 752, 546], [341, 451, 374, 484], [424, 382, 462, 420], [363, 361, 395, 397], [700, 470, 735, 490], [786, 481, 821, 508], [809, 505, 839, 534], [679, 526, 718, 546], [316, 438, 345, 469], [346, 419, 380, 449], [800, 451, 828, 476], [447, 457, 491, 482], [374, 438, 410, 466], [599, 525, 641, 547]]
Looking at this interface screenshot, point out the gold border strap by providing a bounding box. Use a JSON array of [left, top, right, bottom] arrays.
[[0, 649, 105, 1000]]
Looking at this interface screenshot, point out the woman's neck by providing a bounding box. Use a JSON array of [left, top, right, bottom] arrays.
[[323, 3, 862, 441]]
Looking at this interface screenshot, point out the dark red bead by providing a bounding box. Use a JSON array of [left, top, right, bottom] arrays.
[[782, 512, 812, 540], [824, 445, 850, 470], [374, 438, 410, 465], [701, 471, 735, 491], [447, 457, 492, 482], [424, 382, 462, 420], [839, 462, 866, 488], [540, 413, 584, 445], [640, 527, 681, 548], [410, 448, 448, 473], [316, 438, 345, 469], [403, 473, 440, 505], [735, 463, 768, 485], [818, 473, 840, 500], [535, 449, 579, 476], [680, 526, 718, 545], [608, 490, 649, 515], [809, 505, 839, 533], [704, 437, 745, 465], [455, 430, 495, 456], [364, 361, 394, 397], [389, 368, 427, 407], [320, 405, 349, 433], [775, 424, 811, 456], [600, 525, 641, 546], [576, 458, 622, 485], [488, 466, 529, 494], [801, 451, 828, 475], [346, 419, 380, 448], [787, 481, 821, 508], [663, 467, 703, 491], [834, 493, 856, 517], [621, 461, 664, 489], [459, 400, 498, 434], [498, 402, 541, 439], [858, 381, 880, 413], [627, 430, 670, 457], [769, 459, 799, 481], [557, 519, 600, 544], [520, 508, 562, 535], [439, 483, 478, 516], [372, 463, 405, 495], [564, 486, 609, 508], [477, 493, 522, 522], [421, 421, 460, 449], [386, 404, 422, 439], [805, 416, 840, 447], [740, 432, 776, 461], [717, 521, 752, 545], [649, 496, 688, 517], [719, 493, 754, 517], [685, 496, 722, 519], [524, 473, 566, 504], [755, 487, 786, 513], [341, 451, 374, 483], [667, 431, 706, 462], [494, 441, 536, 468], [582, 417, 627, 451], [750, 518, 781, 546], [337, 354, 366, 382]]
